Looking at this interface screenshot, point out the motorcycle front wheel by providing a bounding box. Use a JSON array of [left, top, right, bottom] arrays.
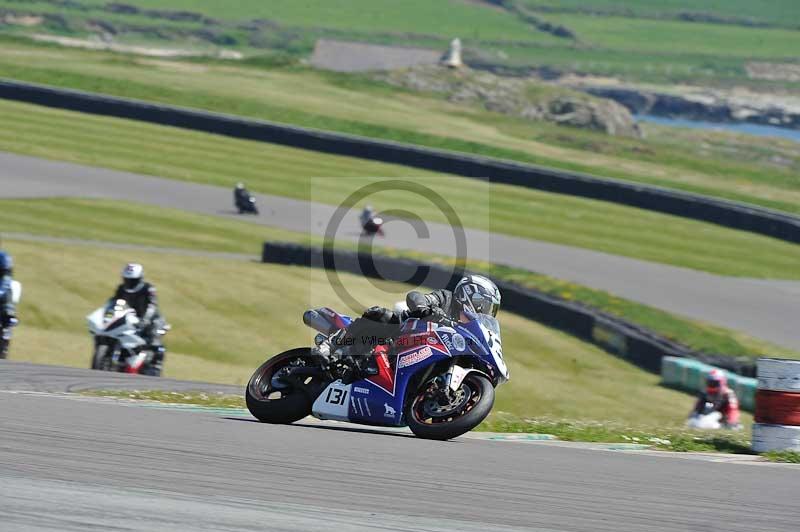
[[406, 373, 494, 440], [91, 344, 112, 371], [0, 327, 7, 359], [246, 348, 320, 424]]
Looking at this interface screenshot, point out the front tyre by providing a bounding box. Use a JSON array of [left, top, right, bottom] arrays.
[[406, 373, 494, 441], [246, 348, 318, 424], [91, 344, 111, 371]]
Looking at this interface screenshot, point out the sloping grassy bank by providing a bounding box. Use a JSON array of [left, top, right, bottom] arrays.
[[2, 198, 794, 361], [5, 237, 702, 426]]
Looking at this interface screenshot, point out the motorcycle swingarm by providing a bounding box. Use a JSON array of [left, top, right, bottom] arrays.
[[277, 367, 328, 401]]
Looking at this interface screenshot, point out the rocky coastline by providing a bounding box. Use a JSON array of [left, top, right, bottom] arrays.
[[568, 82, 800, 131]]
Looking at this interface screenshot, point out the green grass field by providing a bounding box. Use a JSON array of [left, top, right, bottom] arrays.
[[1, 39, 798, 216], [80, 0, 558, 44], [543, 14, 800, 58], [5, 236, 726, 427], [3, 98, 800, 280], [521, 0, 800, 28], [3, 0, 798, 86], [2, 197, 795, 361]]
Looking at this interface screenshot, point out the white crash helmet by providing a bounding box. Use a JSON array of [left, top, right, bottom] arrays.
[[454, 275, 501, 317], [121, 263, 144, 291]]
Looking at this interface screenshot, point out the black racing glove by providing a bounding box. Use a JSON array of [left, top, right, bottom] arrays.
[[406, 291, 433, 318], [429, 307, 456, 327], [362, 306, 394, 323]]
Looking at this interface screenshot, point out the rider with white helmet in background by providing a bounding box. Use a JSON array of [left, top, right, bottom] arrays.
[[111, 263, 166, 371], [315, 274, 502, 378]]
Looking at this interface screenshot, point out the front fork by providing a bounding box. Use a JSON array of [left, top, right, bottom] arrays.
[[431, 361, 489, 403]]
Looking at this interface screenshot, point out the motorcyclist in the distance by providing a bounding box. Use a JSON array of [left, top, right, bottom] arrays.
[[359, 204, 385, 236], [111, 263, 166, 372], [315, 275, 501, 379], [692, 369, 741, 429], [359, 205, 376, 228], [0, 250, 18, 358], [234, 182, 250, 208]]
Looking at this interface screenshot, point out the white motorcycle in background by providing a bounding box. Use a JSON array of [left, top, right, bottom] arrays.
[[686, 401, 742, 430], [87, 299, 168, 376], [687, 402, 723, 430]]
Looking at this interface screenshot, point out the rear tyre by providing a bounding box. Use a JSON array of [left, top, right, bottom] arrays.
[[91, 344, 111, 371], [246, 348, 318, 424], [406, 373, 494, 441]]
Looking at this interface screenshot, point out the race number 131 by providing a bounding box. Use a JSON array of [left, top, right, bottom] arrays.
[[325, 387, 348, 406]]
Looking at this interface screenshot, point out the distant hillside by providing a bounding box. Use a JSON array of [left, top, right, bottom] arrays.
[[1, 0, 799, 87]]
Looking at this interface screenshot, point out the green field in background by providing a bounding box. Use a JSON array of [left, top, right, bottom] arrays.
[[522, 0, 800, 27], [3, 0, 799, 86], [1, 39, 798, 216]]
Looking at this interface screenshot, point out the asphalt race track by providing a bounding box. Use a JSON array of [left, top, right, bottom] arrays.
[[2, 151, 800, 349], [1, 361, 798, 532]]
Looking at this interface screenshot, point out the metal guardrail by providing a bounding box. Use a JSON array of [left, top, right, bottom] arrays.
[[2, 78, 800, 244], [261, 242, 757, 377]]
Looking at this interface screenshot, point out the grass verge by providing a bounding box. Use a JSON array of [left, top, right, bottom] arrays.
[[763, 450, 800, 463], [3, 99, 800, 279], [83, 389, 245, 409], [480, 415, 754, 454]]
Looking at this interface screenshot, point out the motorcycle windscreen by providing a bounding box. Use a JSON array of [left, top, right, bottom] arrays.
[[463, 314, 509, 381]]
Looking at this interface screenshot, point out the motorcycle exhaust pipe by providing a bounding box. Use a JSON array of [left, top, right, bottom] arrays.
[[303, 309, 336, 335]]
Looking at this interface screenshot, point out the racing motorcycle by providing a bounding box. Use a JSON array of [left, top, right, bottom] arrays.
[[246, 306, 509, 440], [362, 215, 384, 236], [235, 192, 259, 215], [0, 280, 21, 359], [87, 299, 168, 376], [359, 208, 384, 236], [686, 401, 742, 430], [687, 402, 723, 430]]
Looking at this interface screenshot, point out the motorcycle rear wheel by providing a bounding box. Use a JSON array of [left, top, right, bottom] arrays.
[[406, 373, 494, 440], [246, 348, 318, 424]]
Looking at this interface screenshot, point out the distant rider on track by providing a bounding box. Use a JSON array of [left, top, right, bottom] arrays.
[[111, 263, 166, 372]]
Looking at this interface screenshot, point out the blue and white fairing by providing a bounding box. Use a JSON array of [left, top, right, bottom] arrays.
[[312, 312, 508, 427]]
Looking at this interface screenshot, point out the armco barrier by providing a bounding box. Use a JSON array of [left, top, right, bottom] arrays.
[[2, 78, 800, 244], [661, 356, 757, 411], [262, 242, 756, 377]]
